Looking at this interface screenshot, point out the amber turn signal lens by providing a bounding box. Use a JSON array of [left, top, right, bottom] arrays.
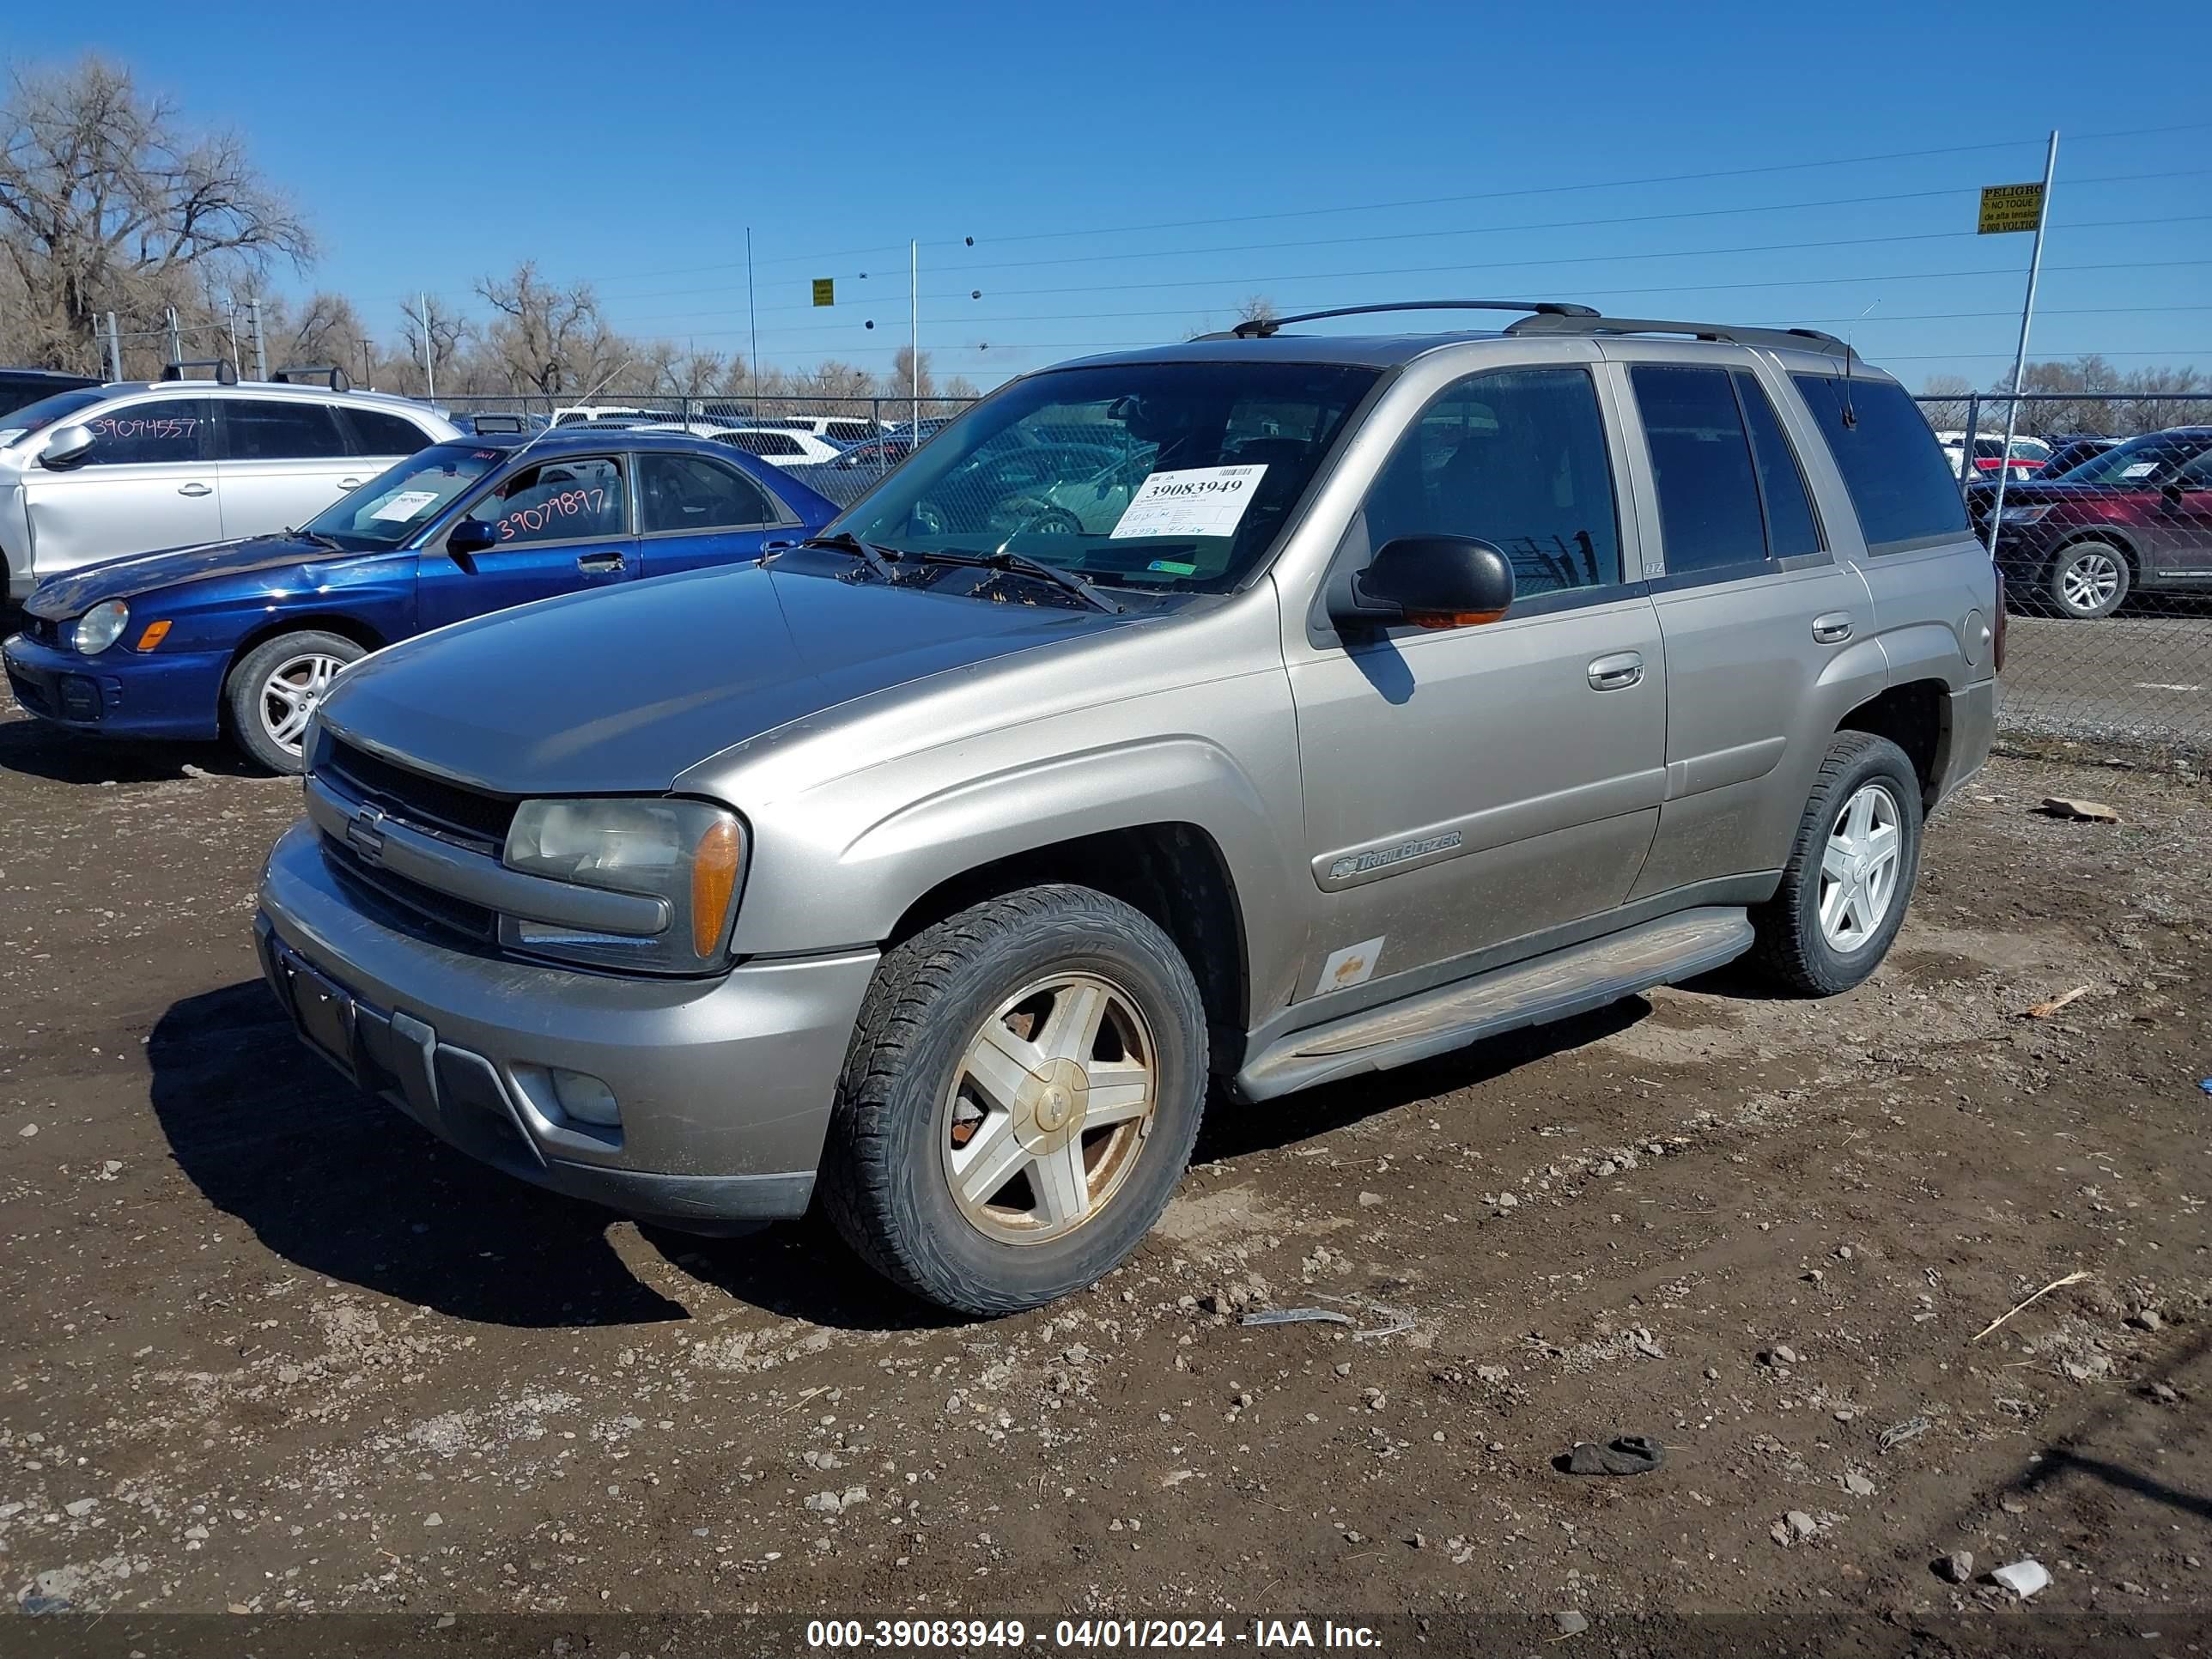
[[1410, 608, 1507, 631], [134, 620, 173, 651], [690, 817, 744, 957]]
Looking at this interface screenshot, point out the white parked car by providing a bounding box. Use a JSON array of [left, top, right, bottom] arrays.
[[755, 414, 883, 445], [700, 427, 847, 467], [1936, 430, 2051, 483], [0, 375, 456, 599], [550, 404, 661, 427]]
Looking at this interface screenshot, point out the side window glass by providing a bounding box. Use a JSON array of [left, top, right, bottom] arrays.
[[1629, 365, 1767, 576], [1790, 374, 1970, 551], [81, 398, 212, 465], [347, 408, 434, 456], [220, 399, 351, 461], [474, 457, 627, 546], [639, 453, 777, 533], [1362, 367, 1623, 596], [1734, 372, 1823, 559]]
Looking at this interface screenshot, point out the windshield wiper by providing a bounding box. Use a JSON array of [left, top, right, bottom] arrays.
[[289, 527, 346, 552], [796, 531, 899, 581], [908, 547, 1123, 615]]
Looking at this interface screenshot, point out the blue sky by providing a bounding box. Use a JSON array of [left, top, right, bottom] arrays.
[[10, 0, 2209, 391]]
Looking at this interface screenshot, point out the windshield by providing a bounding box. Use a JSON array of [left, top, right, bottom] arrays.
[[2055, 430, 2211, 486], [836, 362, 1378, 592], [0, 386, 110, 448], [303, 443, 505, 550]]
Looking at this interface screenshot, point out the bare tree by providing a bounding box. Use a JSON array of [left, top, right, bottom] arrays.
[[474, 261, 623, 397], [1917, 374, 1975, 433], [396, 294, 468, 396], [285, 290, 366, 372], [0, 55, 312, 368], [1235, 294, 1279, 328]]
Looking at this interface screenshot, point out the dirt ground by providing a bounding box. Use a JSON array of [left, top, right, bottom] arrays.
[[0, 692, 2206, 1656]]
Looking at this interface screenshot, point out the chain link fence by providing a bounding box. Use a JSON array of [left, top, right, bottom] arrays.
[[1913, 392, 2212, 763], [433, 392, 981, 502]]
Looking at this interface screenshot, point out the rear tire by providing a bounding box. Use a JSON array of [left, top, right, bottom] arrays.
[[225, 629, 365, 775], [2045, 540, 2130, 620], [1750, 732, 1923, 996], [819, 884, 1207, 1317]]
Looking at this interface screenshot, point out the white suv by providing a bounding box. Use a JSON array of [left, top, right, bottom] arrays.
[[0, 378, 457, 598]]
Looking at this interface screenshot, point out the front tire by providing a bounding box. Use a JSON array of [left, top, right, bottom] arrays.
[[1750, 732, 1923, 996], [819, 884, 1208, 1317], [2046, 540, 2130, 620], [225, 629, 365, 774]]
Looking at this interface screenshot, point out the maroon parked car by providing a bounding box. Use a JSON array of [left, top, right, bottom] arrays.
[[1973, 427, 2212, 619]]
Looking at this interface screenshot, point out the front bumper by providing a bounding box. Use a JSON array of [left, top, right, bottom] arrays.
[[1, 629, 225, 739], [255, 818, 878, 1231]]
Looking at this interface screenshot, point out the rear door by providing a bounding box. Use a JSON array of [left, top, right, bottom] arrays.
[[21, 395, 220, 577], [635, 450, 802, 578], [216, 396, 362, 538], [1613, 354, 1873, 899], [2140, 442, 2212, 585], [416, 452, 637, 630]]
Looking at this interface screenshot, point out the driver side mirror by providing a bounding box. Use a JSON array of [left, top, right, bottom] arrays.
[[447, 517, 498, 558], [1331, 536, 1515, 631], [40, 423, 96, 471]]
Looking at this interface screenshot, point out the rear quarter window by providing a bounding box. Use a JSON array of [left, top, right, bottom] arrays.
[[1790, 374, 1970, 553]]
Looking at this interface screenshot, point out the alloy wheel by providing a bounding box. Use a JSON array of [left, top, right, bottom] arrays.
[[1818, 782, 1903, 953], [259, 652, 348, 756], [939, 972, 1158, 1245]]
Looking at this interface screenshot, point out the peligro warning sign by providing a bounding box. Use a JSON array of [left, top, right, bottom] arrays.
[[1978, 183, 2045, 235]]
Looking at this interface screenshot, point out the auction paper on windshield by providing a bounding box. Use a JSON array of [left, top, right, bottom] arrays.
[[1109, 465, 1267, 539], [370, 489, 443, 521]]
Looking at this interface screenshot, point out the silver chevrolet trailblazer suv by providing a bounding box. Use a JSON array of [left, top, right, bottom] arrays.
[[254, 302, 1998, 1316]]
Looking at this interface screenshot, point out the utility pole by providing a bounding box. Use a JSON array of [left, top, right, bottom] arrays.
[[422, 291, 437, 401], [361, 339, 374, 389], [165, 306, 183, 367], [1987, 130, 2059, 556], [745, 228, 759, 419], [106, 312, 122, 381], [249, 296, 267, 380], [910, 238, 920, 441]]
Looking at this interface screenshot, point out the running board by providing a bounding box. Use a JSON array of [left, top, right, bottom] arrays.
[[1236, 907, 1754, 1101]]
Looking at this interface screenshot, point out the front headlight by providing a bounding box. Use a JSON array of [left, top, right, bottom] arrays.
[[74, 599, 129, 654], [1999, 505, 2051, 525], [502, 797, 745, 973]]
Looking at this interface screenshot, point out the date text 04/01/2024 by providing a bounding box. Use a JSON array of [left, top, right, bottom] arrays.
[[803, 1619, 1382, 1649]]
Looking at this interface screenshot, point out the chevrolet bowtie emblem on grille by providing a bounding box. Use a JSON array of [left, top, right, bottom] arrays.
[[344, 805, 388, 865]]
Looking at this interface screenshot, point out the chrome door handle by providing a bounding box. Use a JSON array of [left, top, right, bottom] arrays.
[[1812, 611, 1855, 644], [575, 551, 626, 574], [1587, 651, 1644, 691], [177, 482, 212, 497]]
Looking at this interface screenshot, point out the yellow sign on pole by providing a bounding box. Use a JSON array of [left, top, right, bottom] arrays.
[[811, 277, 835, 307], [1978, 183, 2045, 235]]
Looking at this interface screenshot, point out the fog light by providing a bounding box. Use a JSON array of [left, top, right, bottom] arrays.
[[58, 674, 101, 720], [550, 1068, 620, 1127]]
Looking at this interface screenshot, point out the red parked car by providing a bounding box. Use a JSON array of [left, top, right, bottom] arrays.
[[1973, 427, 2212, 618]]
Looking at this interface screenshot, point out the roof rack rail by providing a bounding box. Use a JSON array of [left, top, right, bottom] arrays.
[[1204, 299, 1601, 341], [156, 357, 240, 386], [271, 362, 353, 392], [1504, 312, 1855, 357]]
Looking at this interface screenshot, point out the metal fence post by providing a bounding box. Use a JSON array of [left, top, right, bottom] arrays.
[[1960, 393, 1980, 491]]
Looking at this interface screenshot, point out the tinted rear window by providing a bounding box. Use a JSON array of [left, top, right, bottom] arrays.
[[1790, 375, 1969, 552]]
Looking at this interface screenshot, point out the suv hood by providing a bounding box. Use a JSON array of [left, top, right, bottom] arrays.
[[318, 559, 1134, 796], [26, 534, 357, 617]]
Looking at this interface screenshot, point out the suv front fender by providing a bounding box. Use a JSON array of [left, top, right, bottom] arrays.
[[727, 734, 1309, 1018]]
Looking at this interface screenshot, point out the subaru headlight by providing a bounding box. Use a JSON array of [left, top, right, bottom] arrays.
[[1998, 505, 2051, 525], [74, 599, 129, 655], [501, 797, 745, 973]]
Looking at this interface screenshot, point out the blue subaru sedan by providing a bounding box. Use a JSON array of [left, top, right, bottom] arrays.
[[3, 428, 837, 771]]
